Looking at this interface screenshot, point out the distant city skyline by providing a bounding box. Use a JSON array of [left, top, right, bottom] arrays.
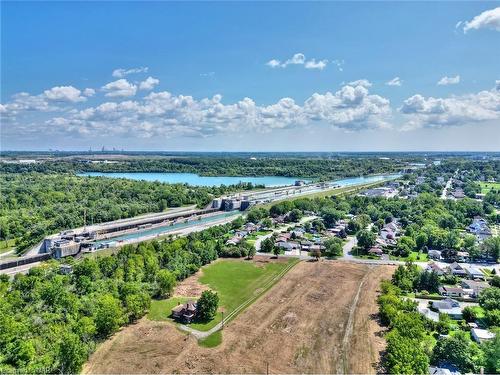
[[1, 2, 499, 151]]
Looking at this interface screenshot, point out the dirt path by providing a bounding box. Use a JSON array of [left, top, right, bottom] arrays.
[[84, 261, 394, 374]]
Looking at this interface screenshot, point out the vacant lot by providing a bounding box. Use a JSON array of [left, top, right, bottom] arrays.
[[148, 257, 296, 330], [84, 261, 394, 374]]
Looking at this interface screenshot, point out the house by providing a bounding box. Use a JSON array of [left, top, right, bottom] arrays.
[[59, 264, 73, 275], [471, 328, 496, 344], [447, 262, 467, 277], [428, 365, 460, 375], [277, 241, 300, 251], [171, 300, 197, 323], [467, 217, 493, 242], [460, 280, 489, 297], [431, 298, 462, 319], [368, 246, 384, 256], [466, 267, 486, 281], [428, 249, 442, 260], [300, 240, 313, 251], [243, 222, 259, 233], [451, 189, 465, 199], [426, 262, 445, 276], [438, 286, 466, 298]]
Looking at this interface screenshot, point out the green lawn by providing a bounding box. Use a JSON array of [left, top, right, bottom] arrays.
[[480, 181, 500, 194], [0, 239, 16, 254], [390, 251, 428, 262], [148, 296, 192, 321], [148, 258, 298, 332], [198, 330, 222, 348]]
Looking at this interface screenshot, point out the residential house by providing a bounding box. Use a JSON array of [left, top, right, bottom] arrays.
[[471, 328, 496, 344], [431, 298, 462, 319], [460, 280, 489, 298], [368, 246, 384, 257], [277, 241, 300, 251], [447, 262, 468, 277], [466, 267, 486, 281], [467, 217, 493, 242], [438, 286, 466, 298], [171, 300, 197, 323], [426, 262, 445, 276]]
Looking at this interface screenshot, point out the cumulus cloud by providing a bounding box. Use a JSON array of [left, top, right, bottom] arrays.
[[461, 7, 500, 33], [305, 59, 328, 70], [102, 79, 137, 97], [266, 53, 328, 70], [83, 88, 96, 97], [8, 80, 391, 139], [348, 79, 372, 88], [43, 86, 87, 102], [399, 82, 500, 129], [437, 75, 460, 86], [386, 77, 402, 87], [112, 66, 149, 78], [139, 76, 160, 91]]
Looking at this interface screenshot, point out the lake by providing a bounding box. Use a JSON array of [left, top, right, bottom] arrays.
[[78, 171, 400, 187], [78, 172, 306, 187]]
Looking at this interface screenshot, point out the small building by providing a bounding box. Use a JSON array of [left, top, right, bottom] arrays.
[[460, 280, 489, 297], [426, 262, 445, 276], [431, 298, 462, 319], [428, 249, 442, 260], [59, 264, 73, 275], [368, 247, 384, 256], [471, 328, 495, 344], [456, 251, 470, 263], [171, 300, 197, 323], [447, 262, 467, 277], [466, 267, 485, 281], [438, 286, 466, 298]]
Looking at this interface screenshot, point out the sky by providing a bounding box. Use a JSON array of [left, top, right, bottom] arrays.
[[1, 1, 499, 152]]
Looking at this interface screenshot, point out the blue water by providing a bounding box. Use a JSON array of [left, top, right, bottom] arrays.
[[78, 172, 399, 188], [78, 172, 305, 187], [94, 211, 240, 246]]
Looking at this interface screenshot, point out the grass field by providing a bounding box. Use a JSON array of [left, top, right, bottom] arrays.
[[0, 239, 16, 254], [149, 257, 299, 332], [480, 181, 500, 194]]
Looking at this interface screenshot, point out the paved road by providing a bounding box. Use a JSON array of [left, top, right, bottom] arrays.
[[342, 236, 357, 260]]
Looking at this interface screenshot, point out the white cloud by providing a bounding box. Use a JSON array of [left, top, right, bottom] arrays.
[[112, 66, 149, 78], [83, 88, 96, 97], [348, 79, 372, 88], [43, 86, 87, 102], [266, 53, 328, 70], [437, 75, 460, 86], [386, 77, 402, 87], [305, 59, 328, 70], [139, 76, 160, 91], [461, 7, 500, 33], [101, 79, 137, 97], [31, 80, 392, 139], [400, 83, 500, 129], [332, 59, 344, 72], [266, 59, 282, 68]]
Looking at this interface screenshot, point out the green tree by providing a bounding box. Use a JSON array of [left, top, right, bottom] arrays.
[[432, 332, 484, 373], [57, 332, 87, 374], [323, 237, 343, 258], [94, 294, 124, 337], [197, 290, 219, 321], [356, 230, 376, 251], [385, 331, 429, 374], [156, 269, 176, 298]]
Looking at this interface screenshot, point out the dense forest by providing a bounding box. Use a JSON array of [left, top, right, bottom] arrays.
[[0, 224, 231, 374], [0, 173, 255, 253], [0, 156, 405, 179]]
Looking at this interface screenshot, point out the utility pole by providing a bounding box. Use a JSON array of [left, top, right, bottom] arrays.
[[221, 311, 224, 328], [266, 361, 269, 375], [83, 208, 87, 231]]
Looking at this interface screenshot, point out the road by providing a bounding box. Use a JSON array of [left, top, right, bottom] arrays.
[[441, 177, 453, 199], [342, 236, 357, 260]]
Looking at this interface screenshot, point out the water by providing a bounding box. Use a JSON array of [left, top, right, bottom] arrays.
[[78, 172, 305, 187], [78, 171, 400, 188], [94, 211, 240, 246]]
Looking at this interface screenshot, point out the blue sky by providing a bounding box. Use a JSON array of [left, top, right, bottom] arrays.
[[1, 1, 499, 151]]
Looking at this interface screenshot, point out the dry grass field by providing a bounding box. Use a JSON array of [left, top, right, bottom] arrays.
[[84, 261, 394, 374]]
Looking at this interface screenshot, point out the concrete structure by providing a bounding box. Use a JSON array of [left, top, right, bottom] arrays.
[[471, 328, 495, 343]]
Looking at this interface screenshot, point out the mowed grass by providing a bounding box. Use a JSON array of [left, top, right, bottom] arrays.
[[148, 258, 298, 332], [148, 296, 192, 321], [480, 181, 500, 194], [198, 330, 222, 348]]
